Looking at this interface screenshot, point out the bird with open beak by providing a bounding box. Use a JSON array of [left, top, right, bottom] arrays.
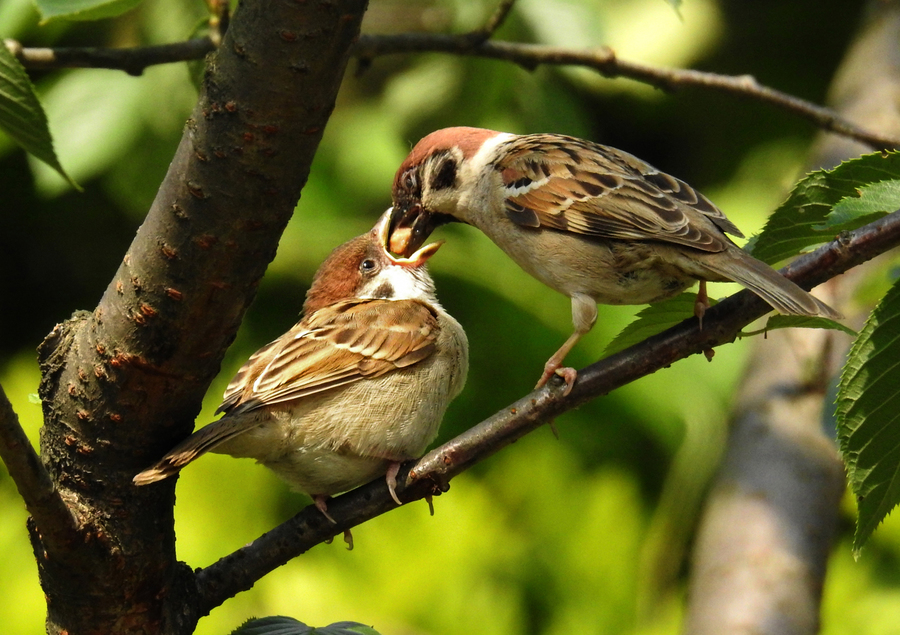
[[135, 210, 468, 548]]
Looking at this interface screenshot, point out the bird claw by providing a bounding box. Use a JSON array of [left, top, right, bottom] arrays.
[[314, 495, 337, 524], [386, 461, 403, 506], [537, 365, 577, 397], [537, 360, 576, 390]]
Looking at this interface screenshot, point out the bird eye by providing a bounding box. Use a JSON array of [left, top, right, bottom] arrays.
[[404, 171, 417, 191], [359, 258, 378, 274]]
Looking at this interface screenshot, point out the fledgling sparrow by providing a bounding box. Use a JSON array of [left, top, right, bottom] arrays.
[[388, 127, 840, 394], [134, 210, 468, 543]]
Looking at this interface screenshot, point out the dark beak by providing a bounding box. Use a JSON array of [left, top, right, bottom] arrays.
[[387, 205, 453, 257]]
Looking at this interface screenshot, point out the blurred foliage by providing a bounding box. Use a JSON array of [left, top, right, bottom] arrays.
[[1, 0, 898, 633]]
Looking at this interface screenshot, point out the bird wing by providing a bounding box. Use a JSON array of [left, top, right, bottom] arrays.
[[217, 298, 439, 415], [496, 134, 743, 253]]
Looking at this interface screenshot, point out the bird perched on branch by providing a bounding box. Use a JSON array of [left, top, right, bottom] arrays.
[[388, 127, 839, 394], [135, 210, 468, 546]]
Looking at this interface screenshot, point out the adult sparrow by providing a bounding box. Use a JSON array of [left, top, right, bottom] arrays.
[[388, 127, 839, 394], [135, 210, 468, 541]]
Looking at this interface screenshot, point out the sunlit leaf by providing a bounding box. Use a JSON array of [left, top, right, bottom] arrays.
[[230, 617, 380, 635], [35, 0, 144, 23], [836, 278, 900, 553], [0, 42, 78, 188], [740, 314, 856, 338], [604, 293, 703, 356], [749, 151, 900, 265], [816, 179, 900, 230]]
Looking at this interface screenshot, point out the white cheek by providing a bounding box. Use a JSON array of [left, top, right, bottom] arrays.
[[361, 267, 434, 302], [469, 132, 515, 171]]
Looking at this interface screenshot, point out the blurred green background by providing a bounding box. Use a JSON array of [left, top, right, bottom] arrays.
[[3, 0, 900, 633]]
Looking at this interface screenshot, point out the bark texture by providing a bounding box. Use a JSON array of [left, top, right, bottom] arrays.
[[32, 1, 368, 633]]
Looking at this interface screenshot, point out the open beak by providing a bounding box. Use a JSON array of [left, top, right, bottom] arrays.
[[376, 208, 443, 267], [387, 204, 451, 257]]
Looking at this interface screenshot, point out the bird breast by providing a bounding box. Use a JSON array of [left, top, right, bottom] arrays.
[[212, 307, 468, 497]]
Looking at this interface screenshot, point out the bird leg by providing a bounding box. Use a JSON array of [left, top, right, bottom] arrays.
[[535, 332, 582, 395], [536, 294, 597, 397], [694, 280, 710, 330]]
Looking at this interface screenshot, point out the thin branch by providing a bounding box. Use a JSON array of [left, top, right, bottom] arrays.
[[472, 0, 518, 42], [0, 381, 81, 552], [6, 3, 895, 150], [194, 210, 900, 615], [353, 34, 900, 151], [5, 37, 216, 76]]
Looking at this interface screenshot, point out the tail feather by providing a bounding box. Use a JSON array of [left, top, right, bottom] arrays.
[[133, 417, 253, 485], [702, 246, 842, 320]]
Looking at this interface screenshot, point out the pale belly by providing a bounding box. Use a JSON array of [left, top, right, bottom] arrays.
[[484, 224, 708, 305]]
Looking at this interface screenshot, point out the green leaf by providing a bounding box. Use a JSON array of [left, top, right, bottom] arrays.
[[816, 179, 900, 230], [837, 278, 900, 554], [315, 623, 380, 635], [741, 314, 857, 338], [231, 617, 311, 635], [0, 41, 79, 189], [230, 617, 380, 635], [750, 151, 900, 265], [604, 293, 704, 357], [35, 0, 143, 23]]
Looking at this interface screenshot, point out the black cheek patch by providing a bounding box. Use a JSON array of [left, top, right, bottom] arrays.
[[373, 282, 394, 299], [430, 158, 458, 191]]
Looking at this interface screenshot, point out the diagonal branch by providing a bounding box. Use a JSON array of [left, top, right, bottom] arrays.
[[194, 210, 900, 616], [352, 35, 900, 151], [7, 1, 897, 149], [0, 381, 81, 552]]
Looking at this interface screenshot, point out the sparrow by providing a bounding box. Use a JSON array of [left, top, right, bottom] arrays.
[[388, 127, 840, 394], [134, 210, 468, 544]]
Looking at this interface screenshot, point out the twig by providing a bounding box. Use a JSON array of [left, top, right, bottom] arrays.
[[353, 34, 900, 151], [0, 382, 81, 552], [471, 0, 518, 43], [6, 0, 895, 150], [5, 37, 216, 76], [194, 210, 900, 615]]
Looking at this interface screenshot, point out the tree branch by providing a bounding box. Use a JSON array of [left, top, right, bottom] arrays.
[[31, 1, 369, 633], [352, 34, 900, 151], [4, 37, 217, 76], [194, 210, 900, 615], [0, 381, 81, 552], [7, 2, 897, 150]]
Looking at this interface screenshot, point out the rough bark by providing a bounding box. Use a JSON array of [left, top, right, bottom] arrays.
[[31, 1, 368, 633]]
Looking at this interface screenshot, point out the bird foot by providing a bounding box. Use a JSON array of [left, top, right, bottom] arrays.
[[314, 495, 337, 524], [343, 529, 354, 551], [386, 461, 403, 506], [536, 364, 577, 396]]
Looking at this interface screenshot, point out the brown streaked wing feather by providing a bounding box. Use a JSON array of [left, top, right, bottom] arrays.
[[224, 299, 439, 414], [498, 134, 741, 254], [216, 337, 283, 414]]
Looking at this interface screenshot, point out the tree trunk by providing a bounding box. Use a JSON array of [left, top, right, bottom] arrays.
[[31, 1, 368, 633]]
